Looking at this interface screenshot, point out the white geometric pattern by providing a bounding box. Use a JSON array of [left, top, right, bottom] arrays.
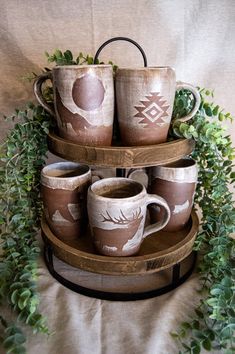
[[142, 102, 164, 123]]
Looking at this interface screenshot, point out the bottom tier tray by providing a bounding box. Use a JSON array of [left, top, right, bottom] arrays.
[[41, 211, 199, 300], [41, 210, 199, 276]]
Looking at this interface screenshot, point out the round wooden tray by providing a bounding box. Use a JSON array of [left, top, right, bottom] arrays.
[[41, 210, 199, 276], [47, 131, 195, 168]]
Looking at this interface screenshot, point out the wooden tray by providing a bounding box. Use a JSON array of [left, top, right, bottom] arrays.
[[41, 210, 199, 276], [47, 131, 195, 168]]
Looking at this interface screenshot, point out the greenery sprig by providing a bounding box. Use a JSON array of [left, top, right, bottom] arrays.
[[171, 89, 235, 353], [0, 104, 53, 353], [0, 49, 234, 353]]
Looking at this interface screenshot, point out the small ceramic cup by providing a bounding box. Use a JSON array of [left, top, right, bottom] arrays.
[[34, 65, 114, 146], [87, 177, 170, 256], [41, 161, 92, 243], [148, 158, 198, 232]]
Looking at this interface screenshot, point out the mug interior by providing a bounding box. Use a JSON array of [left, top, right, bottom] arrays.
[[163, 158, 195, 169], [42, 162, 89, 178], [91, 178, 144, 199]]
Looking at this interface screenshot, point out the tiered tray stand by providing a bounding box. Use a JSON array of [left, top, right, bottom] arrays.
[[42, 37, 199, 300], [42, 133, 199, 300]]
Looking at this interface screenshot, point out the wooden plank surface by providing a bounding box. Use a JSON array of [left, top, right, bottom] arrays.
[[47, 131, 195, 168], [41, 210, 199, 275]]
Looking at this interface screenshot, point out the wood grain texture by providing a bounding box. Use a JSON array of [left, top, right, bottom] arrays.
[[47, 131, 195, 168], [41, 210, 199, 275], [51, 252, 195, 293]]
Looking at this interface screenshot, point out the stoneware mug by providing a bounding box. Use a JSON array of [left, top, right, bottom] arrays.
[[34, 65, 114, 146], [115, 67, 201, 146], [41, 161, 92, 243], [87, 177, 170, 256], [148, 158, 198, 232]]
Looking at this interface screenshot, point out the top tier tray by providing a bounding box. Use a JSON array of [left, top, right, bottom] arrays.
[[48, 131, 195, 168]]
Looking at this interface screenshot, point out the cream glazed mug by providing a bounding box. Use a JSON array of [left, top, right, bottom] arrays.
[[115, 66, 201, 146], [87, 177, 170, 256], [34, 65, 114, 146], [41, 161, 92, 243], [148, 158, 198, 232]]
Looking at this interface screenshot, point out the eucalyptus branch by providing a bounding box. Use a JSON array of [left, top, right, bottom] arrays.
[[0, 104, 53, 353], [171, 88, 235, 353]]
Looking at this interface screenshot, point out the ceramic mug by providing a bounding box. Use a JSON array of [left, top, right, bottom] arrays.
[[87, 177, 170, 256], [148, 158, 198, 232], [41, 161, 92, 243], [115, 67, 201, 145], [34, 65, 114, 146]]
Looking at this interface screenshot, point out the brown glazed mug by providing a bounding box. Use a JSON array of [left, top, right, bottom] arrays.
[[115, 67, 201, 146], [34, 65, 114, 146], [87, 177, 170, 256], [41, 161, 92, 243], [148, 158, 198, 232]]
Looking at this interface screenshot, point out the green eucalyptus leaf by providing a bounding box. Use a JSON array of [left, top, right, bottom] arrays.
[[202, 338, 211, 351]]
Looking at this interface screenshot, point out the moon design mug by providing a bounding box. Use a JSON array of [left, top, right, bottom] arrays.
[[115, 67, 201, 146], [87, 177, 170, 256], [41, 162, 92, 243], [34, 65, 114, 146], [148, 158, 198, 232]]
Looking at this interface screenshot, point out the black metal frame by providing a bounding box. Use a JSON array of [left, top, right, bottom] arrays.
[[94, 37, 148, 67], [43, 244, 197, 301]]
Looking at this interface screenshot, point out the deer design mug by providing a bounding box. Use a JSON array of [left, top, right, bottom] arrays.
[[115, 67, 201, 146], [34, 65, 114, 146], [87, 177, 170, 256]]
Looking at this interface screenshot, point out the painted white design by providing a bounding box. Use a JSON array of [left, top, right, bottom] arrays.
[[52, 210, 70, 224], [173, 200, 189, 214], [134, 92, 170, 128], [102, 245, 118, 252], [68, 204, 80, 220], [122, 228, 143, 251], [142, 102, 165, 123]]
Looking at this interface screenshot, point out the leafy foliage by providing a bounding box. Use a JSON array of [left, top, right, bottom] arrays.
[[171, 89, 235, 353], [0, 104, 52, 353], [45, 48, 118, 71]]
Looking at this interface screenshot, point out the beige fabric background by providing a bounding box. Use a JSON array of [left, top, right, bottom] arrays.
[[0, 0, 234, 353]]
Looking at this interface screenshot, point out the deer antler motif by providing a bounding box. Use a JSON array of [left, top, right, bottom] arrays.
[[101, 208, 141, 225]]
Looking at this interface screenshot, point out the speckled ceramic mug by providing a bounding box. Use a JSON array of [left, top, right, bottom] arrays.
[[148, 158, 198, 232], [34, 65, 114, 146], [41, 162, 92, 243], [115, 67, 201, 146], [87, 177, 170, 256]]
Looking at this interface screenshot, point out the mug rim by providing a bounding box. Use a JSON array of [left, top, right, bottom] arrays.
[[89, 177, 145, 201], [41, 162, 90, 180], [116, 66, 175, 71], [159, 158, 196, 170], [151, 158, 198, 183], [53, 64, 113, 69]]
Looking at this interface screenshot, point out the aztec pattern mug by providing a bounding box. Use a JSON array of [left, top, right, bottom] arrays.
[[115, 67, 201, 146]]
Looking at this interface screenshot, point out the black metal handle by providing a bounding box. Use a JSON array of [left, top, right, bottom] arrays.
[[94, 37, 148, 67]]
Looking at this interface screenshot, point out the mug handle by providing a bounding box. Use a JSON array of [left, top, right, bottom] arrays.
[[91, 171, 105, 183], [143, 195, 170, 238], [174, 81, 201, 122], [33, 72, 55, 117], [127, 168, 148, 189]]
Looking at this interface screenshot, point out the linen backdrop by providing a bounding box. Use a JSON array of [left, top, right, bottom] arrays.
[[0, 1, 234, 353]]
